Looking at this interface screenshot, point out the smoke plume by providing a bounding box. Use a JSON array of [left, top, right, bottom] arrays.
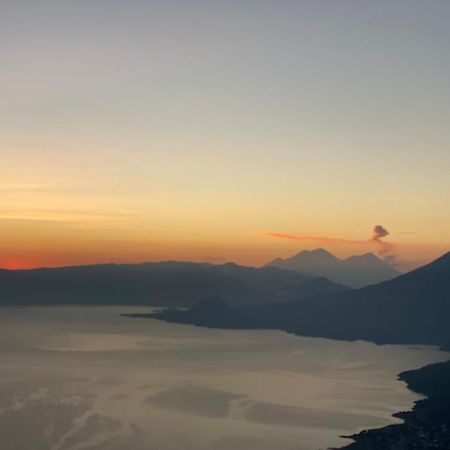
[[371, 225, 394, 261], [261, 225, 397, 265], [372, 225, 389, 240]]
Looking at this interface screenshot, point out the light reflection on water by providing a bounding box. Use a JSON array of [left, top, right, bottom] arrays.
[[0, 306, 447, 450]]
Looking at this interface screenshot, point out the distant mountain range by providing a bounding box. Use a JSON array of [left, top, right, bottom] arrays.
[[0, 261, 350, 307], [150, 252, 450, 348], [266, 248, 401, 288]]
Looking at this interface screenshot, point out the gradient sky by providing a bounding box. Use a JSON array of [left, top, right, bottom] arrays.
[[1, 0, 450, 271]]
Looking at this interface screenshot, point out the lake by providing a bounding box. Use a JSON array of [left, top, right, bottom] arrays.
[[0, 306, 447, 450]]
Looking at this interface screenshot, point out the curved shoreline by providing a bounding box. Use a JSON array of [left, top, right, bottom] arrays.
[[336, 360, 450, 450], [126, 311, 450, 449]]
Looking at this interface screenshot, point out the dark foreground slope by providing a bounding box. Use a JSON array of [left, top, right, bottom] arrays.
[[0, 262, 350, 308], [338, 360, 450, 450], [149, 252, 450, 347]]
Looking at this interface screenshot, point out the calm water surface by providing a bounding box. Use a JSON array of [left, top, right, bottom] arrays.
[[0, 306, 447, 450]]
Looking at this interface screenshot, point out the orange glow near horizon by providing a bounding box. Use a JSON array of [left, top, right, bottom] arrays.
[[1, 137, 449, 274], [1, 1, 450, 275], [1, 219, 448, 273]]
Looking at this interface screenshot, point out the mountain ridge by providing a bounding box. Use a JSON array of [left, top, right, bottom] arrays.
[[150, 251, 450, 348], [0, 261, 350, 308], [266, 248, 401, 288]]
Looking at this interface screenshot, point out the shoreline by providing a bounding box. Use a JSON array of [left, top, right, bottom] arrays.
[[334, 360, 450, 450], [127, 311, 450, 450]]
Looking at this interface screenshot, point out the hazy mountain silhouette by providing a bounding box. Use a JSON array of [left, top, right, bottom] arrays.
[[0, 261, 350, 307], [275, 276, 350, 300], [151, 252, 450, 347], [266, 248, 401, 288]]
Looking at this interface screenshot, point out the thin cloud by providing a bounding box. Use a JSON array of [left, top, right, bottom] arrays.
[[262, 232, 364, 245], [261, 225, 396, 263]]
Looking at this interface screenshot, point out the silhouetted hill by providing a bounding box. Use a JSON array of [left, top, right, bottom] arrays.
[[151, 252, 450, 347], [277, 276, 351, 300], [0, 261, 346, 307], [267, 248, 400, 288]]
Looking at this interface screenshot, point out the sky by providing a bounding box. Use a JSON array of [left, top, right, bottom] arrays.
[[1, 0, 449, 271]]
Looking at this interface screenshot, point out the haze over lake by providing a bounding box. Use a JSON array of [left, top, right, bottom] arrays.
[[0, 306, 447, 450]]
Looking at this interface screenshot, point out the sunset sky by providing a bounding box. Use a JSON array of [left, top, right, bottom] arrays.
[[1, 1, 449, 271]]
